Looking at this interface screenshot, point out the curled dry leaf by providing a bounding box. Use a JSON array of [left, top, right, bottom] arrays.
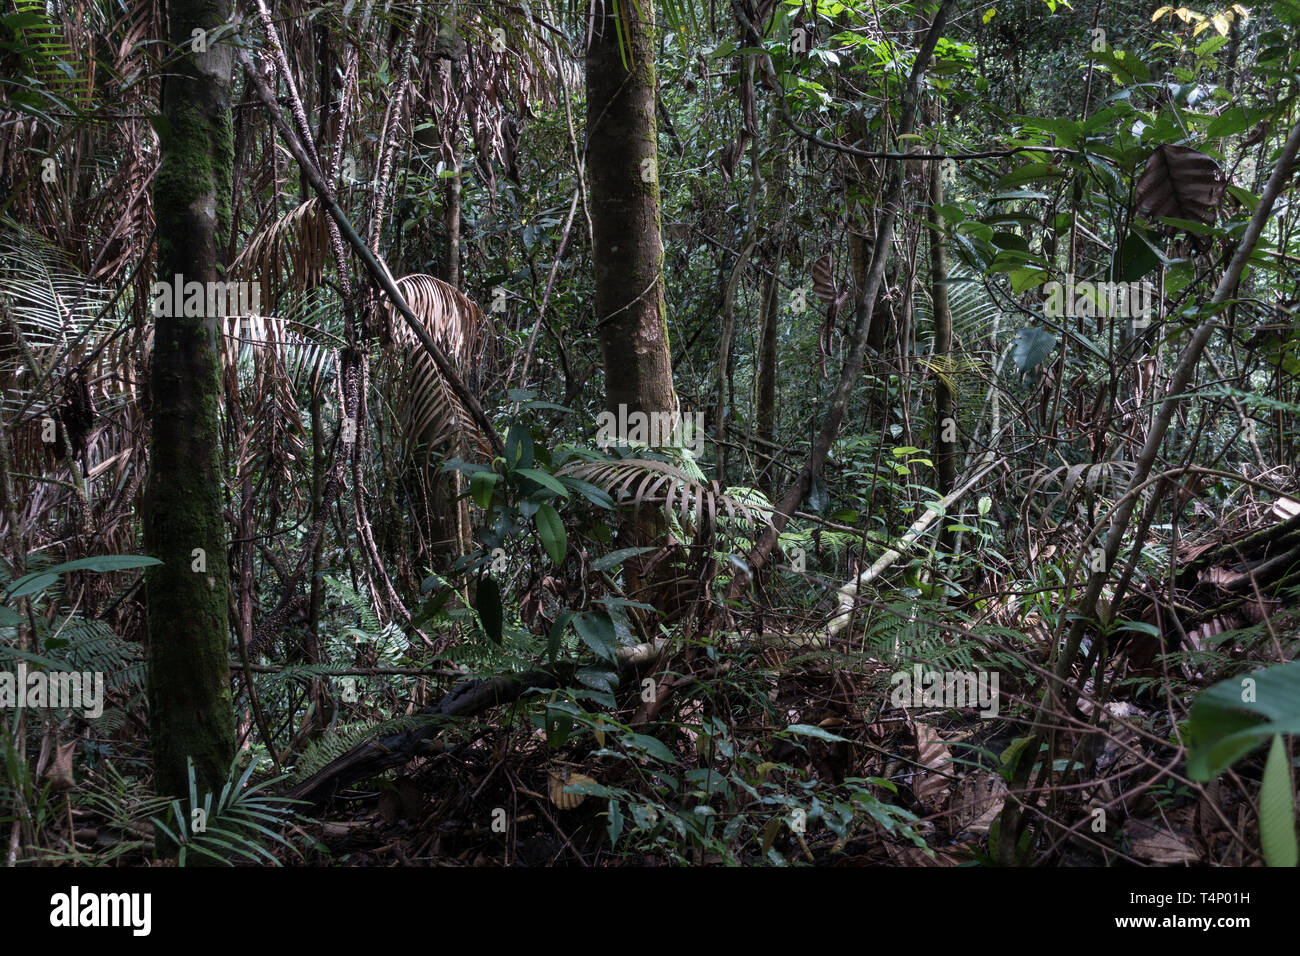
[[947, 772, 1007, 837], [1122, 813, 1202, 864], [548, 769, 597, 810]]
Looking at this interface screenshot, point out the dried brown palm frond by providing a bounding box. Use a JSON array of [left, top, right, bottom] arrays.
[[387, 273, 492, 463], [0, 0, 161, 284], [221, 314, 313, 488], [230, 198, 331, 298], [0, 223, 144, 556]]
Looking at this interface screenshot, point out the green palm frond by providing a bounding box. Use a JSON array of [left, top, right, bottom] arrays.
[[150, 757, 304, 867], [560, 456, 776, 537]]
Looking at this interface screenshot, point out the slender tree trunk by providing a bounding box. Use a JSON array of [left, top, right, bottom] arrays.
[[929, 160, 956, 499], [586, 0, 678, 595], [444, 153, 461, 289], [144, 0, 238, 804], [755, 253, 780, 495]]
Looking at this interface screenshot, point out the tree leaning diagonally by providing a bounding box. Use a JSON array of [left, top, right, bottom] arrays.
[[144, 0, 238, 807]]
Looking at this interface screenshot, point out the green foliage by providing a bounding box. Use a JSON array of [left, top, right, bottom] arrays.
[[1186, 661, 1300, 867], [150, 757, 304, 866], [287, 714, 454, 787], [1186, 660, 1300, 779]]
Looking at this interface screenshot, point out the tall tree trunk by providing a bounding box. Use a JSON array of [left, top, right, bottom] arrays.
[[587, 0, 676, 418], [586, 0, 678, 596], [755, 253, 780, 495], [929, 160, 956, 499], [444, 153, 461, 289], [144, 0, 238, 805]]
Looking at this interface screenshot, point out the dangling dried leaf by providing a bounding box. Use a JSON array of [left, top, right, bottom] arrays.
[[947, 772, 1006, 837], [1134, 144, 1228, 226], [230, 197, 330, 295], [812, 253, 837, 305], [43, 739, 77, 791]]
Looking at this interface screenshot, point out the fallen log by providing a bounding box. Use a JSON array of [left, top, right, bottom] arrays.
[[284, 639, 664, 807]]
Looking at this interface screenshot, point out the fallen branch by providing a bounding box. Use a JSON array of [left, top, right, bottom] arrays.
[[826, 449, 1005, 640], [284, 639, 665, 807]]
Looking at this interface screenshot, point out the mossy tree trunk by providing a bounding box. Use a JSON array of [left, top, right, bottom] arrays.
[[586, 0, 676, 420], [928, 161, 956, 497], [586, 0, 678, 596], [755, 253, 781, 496], [144, 0, 238, 806]]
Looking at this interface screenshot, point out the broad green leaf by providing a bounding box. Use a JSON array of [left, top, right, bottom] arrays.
[[546, 611, 573, 664], [1010, 326, 1057, 372], [996, 162, 1066, 190], [1186, 660, 1300, 779], [516, 467, 569, 499], [623, 732, 675, 763], [534, 502, 567, 564], [591, 547, 656, 573], [1259, 734, 1298, 867], [5, 555, 163, 599], [574, 610, 617, 662], [504, 423, 533, 469], [1115, 230, 1162, 281], [469, 470, 497, 509]]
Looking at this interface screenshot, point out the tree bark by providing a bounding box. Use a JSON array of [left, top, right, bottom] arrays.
[[444, 153, 461, 289], [586, 0, 678, 597], [586, 0, 677, 420], [929, 160, 957, 500], [755, 250, 781, 495], [144, 0, 238, 804]]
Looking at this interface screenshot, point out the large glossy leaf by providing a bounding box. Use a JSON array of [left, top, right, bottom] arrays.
[[573, 610, 617, 663], [1259, 734, 1298, 867], [469, 470, 497, 509], [534, 502, 567, 564], [1185, 660, 1300, 779], [5, 555, 163, 600], [1010, 326, 1057, 373], [516, 467, 569, 499]]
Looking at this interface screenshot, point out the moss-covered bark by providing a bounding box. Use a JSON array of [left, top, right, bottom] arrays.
[[144, 0, 237, 809], [586, 1, 678, 599], [586, 0, 676, 418]]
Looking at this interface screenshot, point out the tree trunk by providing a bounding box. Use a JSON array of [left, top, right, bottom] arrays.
[[444, 153, 461, 289], [929, 160, 956, 499], [144, 0, 238, 804], [586, 0, 676, 419], [586, 0, 678, 597], [755, 254, 780, 495]]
